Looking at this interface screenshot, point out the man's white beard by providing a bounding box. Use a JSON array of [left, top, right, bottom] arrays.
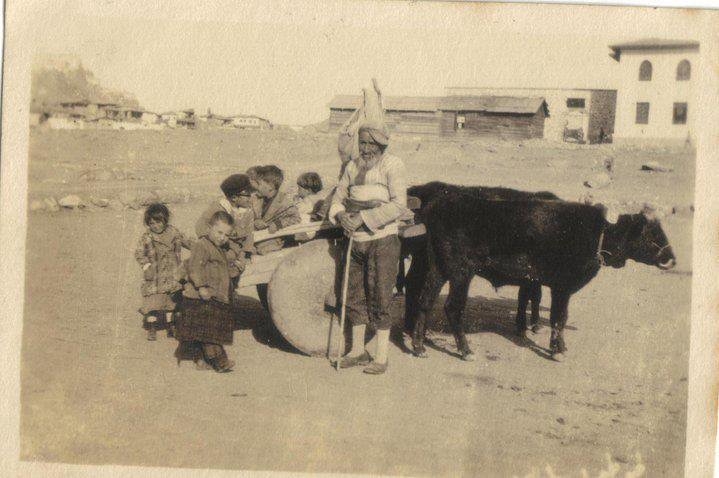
[[358, 154, 380, 170]]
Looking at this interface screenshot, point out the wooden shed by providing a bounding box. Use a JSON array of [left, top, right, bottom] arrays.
[[439, 96, 549, 139], [329, 94, 549, 139]]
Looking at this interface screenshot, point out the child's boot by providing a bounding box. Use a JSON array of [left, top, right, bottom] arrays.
[[165, 312, 175, 338], [146, 316, 157, 341]]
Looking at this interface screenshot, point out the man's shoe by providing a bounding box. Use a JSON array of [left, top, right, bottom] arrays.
[[363, 361, 388, 375], [195, 360, 213, 371], [215, 359, 235, 373], [336, 351, 371, 369]]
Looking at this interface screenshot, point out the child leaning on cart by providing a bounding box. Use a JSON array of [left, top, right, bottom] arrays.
[[134, 203, 194, 341], [250, 165, 302, 253], [175, 210, 237, 373], [248, 165, 302, 309], [295, 171, 327, 221]]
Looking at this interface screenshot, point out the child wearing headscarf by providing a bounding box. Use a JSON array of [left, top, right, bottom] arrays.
[[135, 203, 194, 340]]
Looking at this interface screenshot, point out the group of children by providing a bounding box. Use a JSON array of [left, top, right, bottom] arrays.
[[134, 166, 326, 373]]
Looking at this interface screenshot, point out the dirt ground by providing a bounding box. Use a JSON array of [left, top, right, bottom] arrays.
[[21, 129, 693, 476]]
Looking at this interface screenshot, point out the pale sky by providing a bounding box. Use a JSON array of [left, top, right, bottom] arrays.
[[20, 0, 712, 124]]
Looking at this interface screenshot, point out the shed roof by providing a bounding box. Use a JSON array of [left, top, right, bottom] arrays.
[[329, 94, 547, 115], [329, 95, 443, 112], [440, 96, 548, 115]]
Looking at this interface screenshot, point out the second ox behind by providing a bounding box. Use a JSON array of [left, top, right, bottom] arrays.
[[403, 182, 676, 362]]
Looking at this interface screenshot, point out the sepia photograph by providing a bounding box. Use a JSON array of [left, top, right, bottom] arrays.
[[1, 1, 718, 477]]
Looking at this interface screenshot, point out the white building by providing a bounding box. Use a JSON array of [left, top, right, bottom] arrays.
[[445, 87, 617, 143], [231, 115, 272, 130], [609, 39, 699, 144]]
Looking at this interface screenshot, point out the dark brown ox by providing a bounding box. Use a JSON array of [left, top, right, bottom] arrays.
[[407, 184, 676, 361], [401, 182, 560, 337]]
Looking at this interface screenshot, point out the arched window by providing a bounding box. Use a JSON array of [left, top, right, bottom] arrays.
[[639, 60, 652, 81], [676, 60, 691, 81]]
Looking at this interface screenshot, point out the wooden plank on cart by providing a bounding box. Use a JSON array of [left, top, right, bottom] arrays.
[[236, 222, 340, 288], [252, 222, 338, 243], [237, 247, 298, 288]]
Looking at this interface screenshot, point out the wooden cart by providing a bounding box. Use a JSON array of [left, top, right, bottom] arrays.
[[235, 213, 425, 358]]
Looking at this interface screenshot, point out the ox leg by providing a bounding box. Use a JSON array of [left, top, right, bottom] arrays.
[[411, 263, 444, 358], [404, 244, 428, 333], [530, 282, 542, 334], [395, 254, 406, 296], [549, 288, 570, 360], [445, 272, 474, 361], [516, 284, 530, 338]]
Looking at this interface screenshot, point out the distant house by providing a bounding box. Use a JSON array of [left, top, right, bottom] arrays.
[[40, 101, 87, 129], [58, 99, 91, 116], [329, 94, 549, 139], [231, 115, 272, 130], [34, 97, 162, 130], [160, 112, 179, 127], [87, 101, 120, 118], [141, 111, 159, 125], [201, 114, 235, 128], [159, 110, 195, 128], [45, 109, 86, 129], [176, 110, 196, 129], [608, 38, 699, 143]]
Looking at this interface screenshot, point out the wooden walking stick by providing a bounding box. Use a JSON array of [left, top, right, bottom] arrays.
[[335, 233, 354, 371]]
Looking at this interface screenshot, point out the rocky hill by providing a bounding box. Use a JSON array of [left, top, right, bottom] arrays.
[[31, 57, 140, 111]]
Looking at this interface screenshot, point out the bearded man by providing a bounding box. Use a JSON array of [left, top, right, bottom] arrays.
[[329, 121, 407, 374]]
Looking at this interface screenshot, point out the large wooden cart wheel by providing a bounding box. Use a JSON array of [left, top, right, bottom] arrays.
[[267, 239, 349, 357]]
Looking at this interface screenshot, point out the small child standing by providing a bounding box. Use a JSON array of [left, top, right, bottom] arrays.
[[196, 174, 255, 293], [134, 203, 194, 341], [175, 211, 237, 372]]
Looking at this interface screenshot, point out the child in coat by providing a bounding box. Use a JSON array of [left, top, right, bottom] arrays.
[[134, 203, 194, 341], [196, 174, 255, 294], [175, 211, 237, 372]]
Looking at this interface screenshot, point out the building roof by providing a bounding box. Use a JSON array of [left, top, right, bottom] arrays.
[[446, 86, 617, 93], [329, 94, 547, 115], [329, 95, 443, 112], [440, 96, 548, 115], [106, 106, 145, 113], [232, 114, 271, 122], [609, 38, 699, 61]]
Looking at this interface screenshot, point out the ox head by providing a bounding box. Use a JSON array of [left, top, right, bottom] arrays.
[[612, 206, 676, 270]]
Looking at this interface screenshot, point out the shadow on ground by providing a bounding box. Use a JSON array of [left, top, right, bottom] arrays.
[[230, 291, 579, 361], [231, 294, 302, 355], [392, 293, 577, 361]]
